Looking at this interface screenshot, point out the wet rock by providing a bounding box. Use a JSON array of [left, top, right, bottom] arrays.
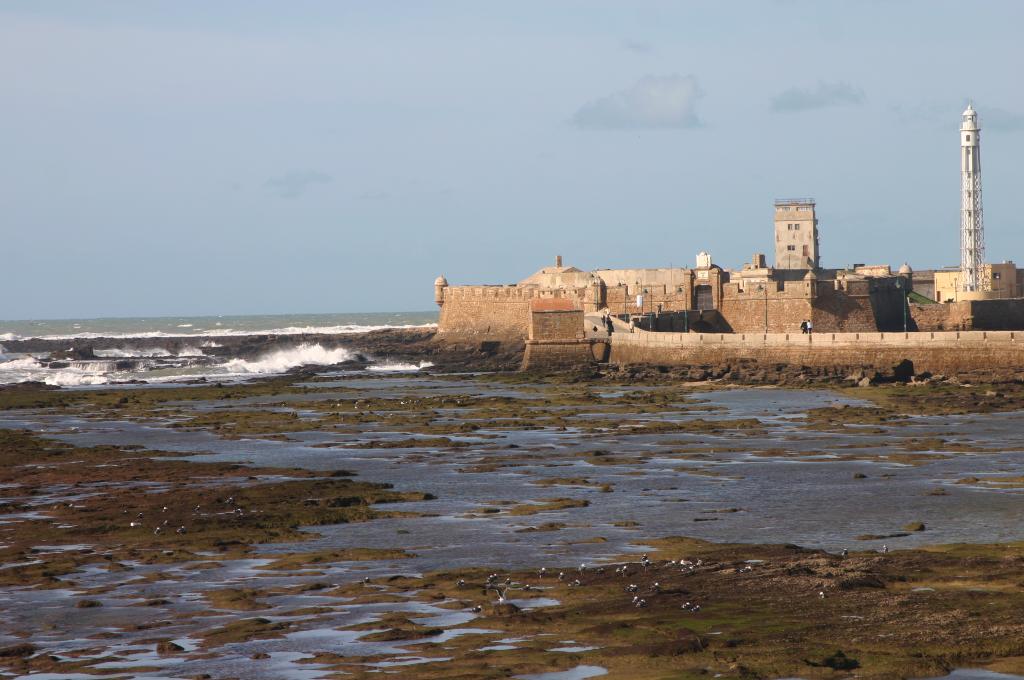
[[893, 359, 915, 383], [49, 346, 96, 360], [819, 650, 860, 670], [75, 599, 102, 608], [836, 573, 885, 589], [903, 521, 926, 532], [156, 640, 184, 654], [853, 473, 868, 479], [857, 377, 873, 388], [491, 602, 522, 616], [0, 643, 35, 658]]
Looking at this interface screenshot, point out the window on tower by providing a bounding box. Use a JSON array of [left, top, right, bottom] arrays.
[[966, 135, 971, 142], [787, 245, 796, 251]]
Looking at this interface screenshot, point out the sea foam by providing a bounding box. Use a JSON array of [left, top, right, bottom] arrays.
[[221, 343, 354, 374], [0, 323, 436, 342], [368, 361, 435, 372]]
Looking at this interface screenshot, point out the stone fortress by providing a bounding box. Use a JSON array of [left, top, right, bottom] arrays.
[[432, 105, 1024, 377]]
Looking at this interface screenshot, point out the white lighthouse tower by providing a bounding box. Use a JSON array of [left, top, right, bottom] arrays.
[[959, 103, 987, 293]]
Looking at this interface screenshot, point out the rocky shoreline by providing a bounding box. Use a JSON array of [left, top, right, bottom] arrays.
[[6, 327, 1023, 388], [3, 369, 1024, 678], [3, 328, 526, 375]]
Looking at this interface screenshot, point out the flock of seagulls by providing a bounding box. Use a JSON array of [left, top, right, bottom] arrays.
[[462, 546, 877, 616], [124, 495, 249, 537]]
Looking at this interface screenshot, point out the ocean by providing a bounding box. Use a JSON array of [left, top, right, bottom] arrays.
[[0, 311, 437, 386]]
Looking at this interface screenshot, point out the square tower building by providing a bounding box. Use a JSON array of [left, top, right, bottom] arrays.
[[774, 199, 819, 270]]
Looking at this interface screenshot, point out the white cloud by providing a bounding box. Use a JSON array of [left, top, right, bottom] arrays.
[[771, 81, 864, 112], [571, 75, 703, 130]]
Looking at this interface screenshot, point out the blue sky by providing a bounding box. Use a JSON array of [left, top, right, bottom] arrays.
[[2, 1, 1023, 318]]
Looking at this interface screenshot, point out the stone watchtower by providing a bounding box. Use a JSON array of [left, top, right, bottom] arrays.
[[434, 275, 448, 307], [774, 199, 819, 270]]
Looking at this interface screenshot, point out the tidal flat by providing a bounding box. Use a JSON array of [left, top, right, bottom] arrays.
[[3, 371, 1024, 678]]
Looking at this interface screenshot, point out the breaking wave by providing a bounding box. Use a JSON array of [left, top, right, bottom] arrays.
[[221, 343, 354, 374], [94, 347, 174, 358], [93, 346, 205, 358], [0, 356, 111, 386], [368, 361, 435, 372], [0, 340, 432, 387]]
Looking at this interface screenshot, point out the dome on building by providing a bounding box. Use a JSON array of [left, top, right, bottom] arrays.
[[803, 269, 818, 281], [434, 275, 448, 287], [898, 262, 913, 275]]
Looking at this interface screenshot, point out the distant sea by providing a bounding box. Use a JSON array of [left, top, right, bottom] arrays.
[[0, 311, 437, 342], [0, 312, 438, 386]]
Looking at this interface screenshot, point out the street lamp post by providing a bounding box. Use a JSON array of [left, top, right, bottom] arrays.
[[757, 284, 768, 333], [896, 278, 907, 332]]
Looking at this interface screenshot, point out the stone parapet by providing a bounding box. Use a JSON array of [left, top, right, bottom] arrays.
[[609, 328, 1024, 378]]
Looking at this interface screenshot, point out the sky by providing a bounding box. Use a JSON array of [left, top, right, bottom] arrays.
[[2, 1, 1023, 319]]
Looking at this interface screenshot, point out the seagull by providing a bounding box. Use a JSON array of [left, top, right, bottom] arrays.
[[129, 521, 141, 528], [175, 526, 186, 534], [881, 544, 889, 554], [557, 571, 565, 581], [457, 579, 466, 588], [490, 587, 507, 605], [819, 591, 825, 599], [538, 567, 546, 578], [635, 598, 647, 608], [579, 563, 586, 573], [841, 548, 848, 558], [472, 605, 482, 613], [153, 527, 162, 535]]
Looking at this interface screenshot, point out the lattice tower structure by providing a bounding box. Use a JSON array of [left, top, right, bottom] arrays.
[[960, 103, 987, 292]]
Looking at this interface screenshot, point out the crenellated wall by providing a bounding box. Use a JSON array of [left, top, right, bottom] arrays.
[[436, 272, 1024, 340], [438, 285, 594, 338]]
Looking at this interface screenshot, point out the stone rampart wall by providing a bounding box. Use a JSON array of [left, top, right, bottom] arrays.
[[609, 329, 1024, 378], [910, 303, 969, 331], [439, 286, 592, 338], [521, 339, 595, 371], [969, 299, 1024, 330], [529, 309, 584, 341]]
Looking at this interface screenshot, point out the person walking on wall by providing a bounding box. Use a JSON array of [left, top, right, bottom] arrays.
[[806, 319, 813, 335], [800, 320, 808, 335], [605, 315, 614, 336]]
